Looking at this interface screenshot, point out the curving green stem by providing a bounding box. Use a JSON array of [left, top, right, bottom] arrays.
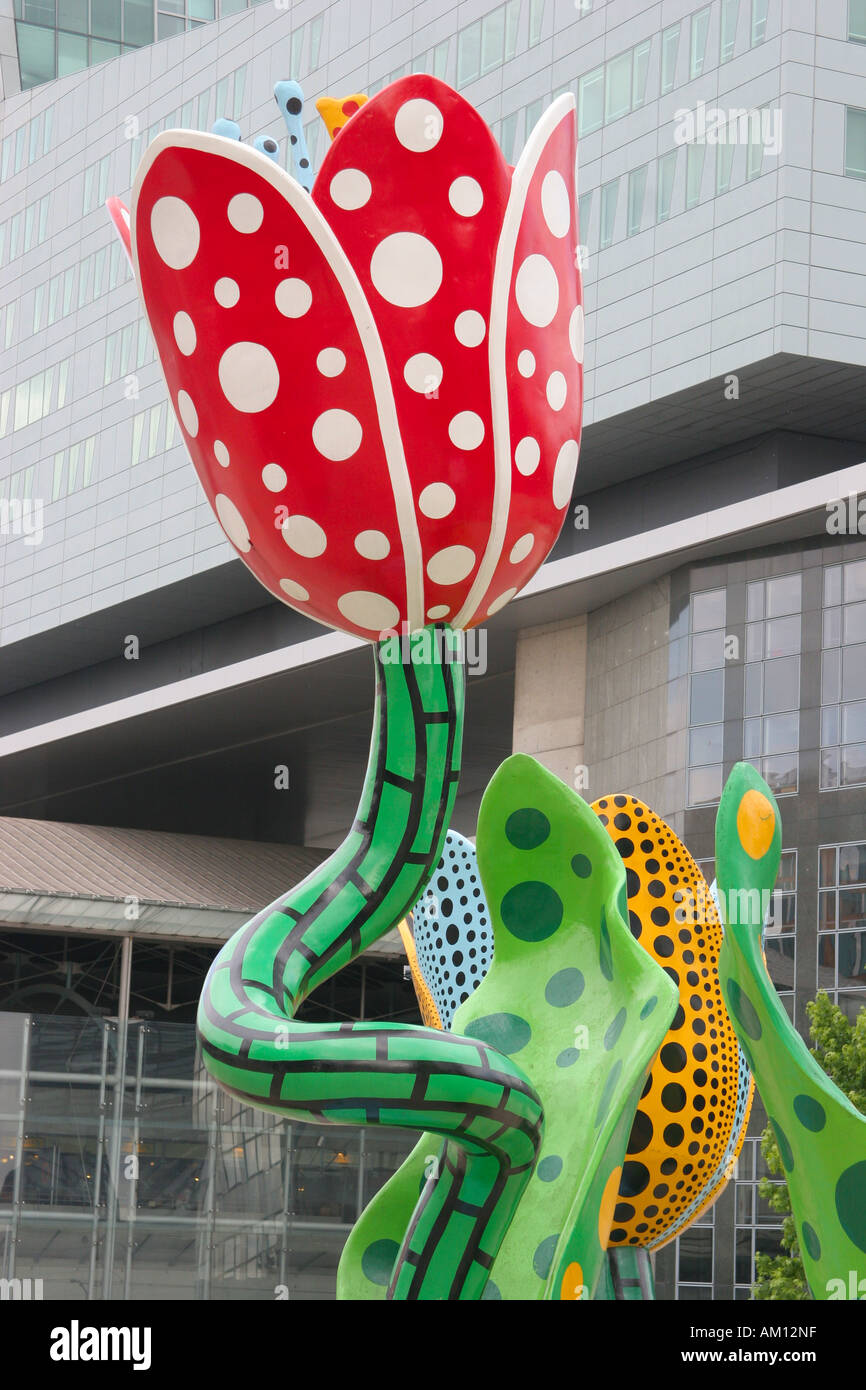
[[196, 626, 543, 1300]]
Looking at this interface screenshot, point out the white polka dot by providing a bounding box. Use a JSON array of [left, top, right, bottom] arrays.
[[515, 436, 540, 476], [312, 409, 363, 461], [330, 168, 372, 209], [280, 578, 310, 602], [488, 587, 517, 616], [227, 193, 264, 233], [354, 529, 390, 560], [426, 545, 476, 585], [317, 348, 346, 377], [448, 412, 485, 451], [427, 605, 450, 620], [553, 439, 579, 509], [541, 169, 571, 239], [215, 493, 250, 552], [419, 482, 456, 519], [215, 277, 240, 308], [337, 590, 401, 632], [214, 440, 230, 468], [370, 233, 442, 308], [173, 311, 196, 356], [569, 304, 585, 364], [282, 514, 327, 558], [275, 278, 313, 318], [547, 371, 567, 410], [395, 99, 443, 152], [515, 254, 559, 328], [403, 353, 443, 394], [454, 310, 486, 347], [218, 342, 280, 413], [509, 533, 535, 564], [150, 197, 200, 269], [177, 390, 198, 437], [449, 176, 484, 217], [262, 462, 287, 492], [518, 350, 536, 378]]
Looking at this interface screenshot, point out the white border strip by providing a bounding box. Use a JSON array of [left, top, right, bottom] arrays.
[[2, 462, 864, 761]]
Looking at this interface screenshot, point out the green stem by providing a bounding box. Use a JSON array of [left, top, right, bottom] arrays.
[[197, 626, 543, 1299]]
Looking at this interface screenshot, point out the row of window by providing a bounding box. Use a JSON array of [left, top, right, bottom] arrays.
[[1, 239, 129, 354], [583, 125, 770, 253], [0, 105, 54, 182], [0, 462, 36, 507], [0, 357, 72, 438], [125, 63, 247, 184], [578, 0, 770, 139], [455, 0, 527, 88], [131, 400, 181, 465], [104, 320, 156, 386], [822, 560, 866, 787], [685, 564, 866, 804], [0, 195, 50, 268], [48, 433, 97, 503], [367, 0, 545, 103]]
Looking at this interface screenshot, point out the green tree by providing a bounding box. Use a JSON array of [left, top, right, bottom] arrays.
[[752, 992, 866, 1299]]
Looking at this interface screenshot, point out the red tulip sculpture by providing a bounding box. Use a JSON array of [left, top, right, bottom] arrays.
[[111, 75, 583, 639], [109, 77, 586, 1299]]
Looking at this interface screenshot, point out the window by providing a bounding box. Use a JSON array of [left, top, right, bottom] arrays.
[[457, 19, 481, 86], [751, 0, 769, 45], [632, 40, 651, 107], [721, 0, 739, 61], [17, 23, 56, 86], [734, 1138, 786, 1296], [524, 98, 546, 144], [529, 0, 545, 45], [579, 66, 604, 134], [577, 190, 592, 244], [309, 14, 323, 68], [820, 561, 866, 787], [851, 0, 866, 41], [600, 178, 618, 248], [686, 141, 706, 208], [845, 107, 866, 179], [687, 587, 726, 806], [605, 51, 632, 123], [58, 31, 87, 74], [744, 575, 801, 796], [690, 6, 712, 78], [716, 133, 736, 193], [500, 112, 518, 162], [505, 0, 520, 61], [657, 149, 677, 220], [818, 845, 866, 1014], [627, 165, 647, 236], [481, 6, 505, 73], [661, 23, 680, 94], [747, 109, 767, 179], [676, 1206, 715, 1297], [765, 849, 797, 1008]]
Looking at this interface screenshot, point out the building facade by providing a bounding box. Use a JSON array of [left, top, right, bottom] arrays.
[[0, 0, 865, 1299]]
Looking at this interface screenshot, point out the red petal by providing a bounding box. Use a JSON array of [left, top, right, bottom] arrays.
[[106, 196, 133, 263], [131, 132, 424, 639], [314, 76, 512, 627], [454, 97, 583, 629]]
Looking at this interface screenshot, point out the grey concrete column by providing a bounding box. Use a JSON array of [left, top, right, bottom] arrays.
[[512, 614, 587, 789]]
